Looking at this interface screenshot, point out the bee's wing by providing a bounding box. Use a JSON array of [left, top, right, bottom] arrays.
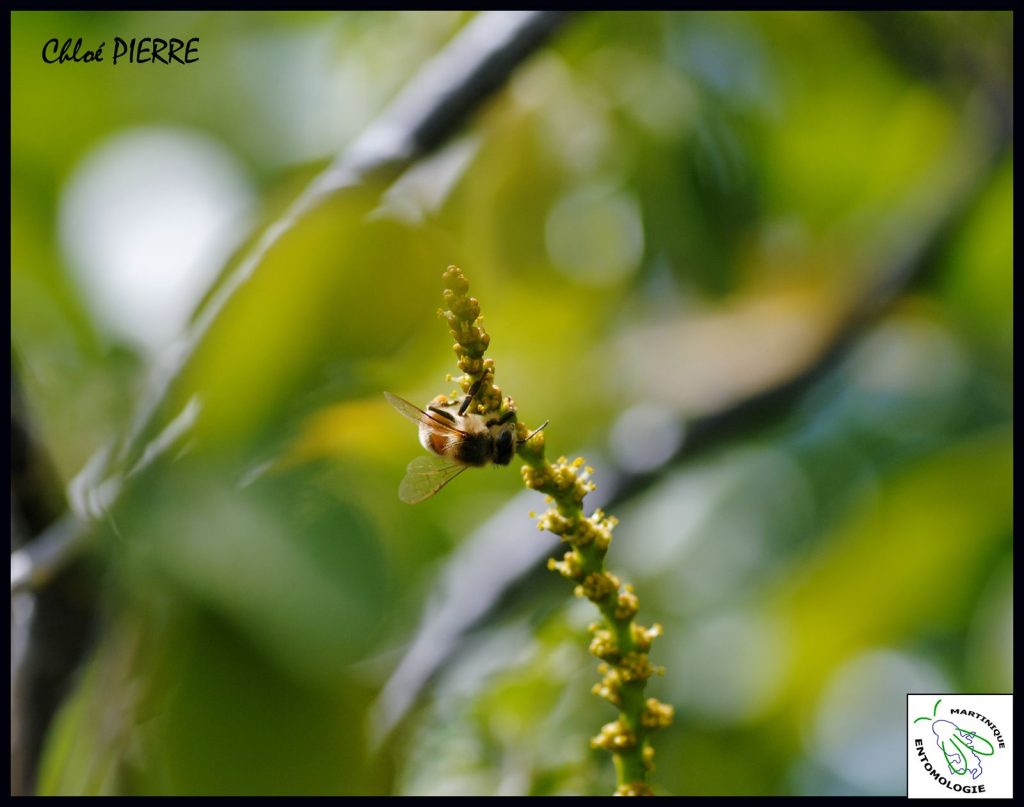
[[399, 454, 468, 504], [384, 391, 469, 436]]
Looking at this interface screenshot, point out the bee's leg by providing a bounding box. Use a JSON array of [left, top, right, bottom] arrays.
[[486, 410, 517, 427], [458, 374, 485, 416], [428, 406, 457, 423]]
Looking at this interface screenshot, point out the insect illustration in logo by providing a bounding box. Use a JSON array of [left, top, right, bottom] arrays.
[[932, 720, 994, 780], [384, 376, 546, 503]]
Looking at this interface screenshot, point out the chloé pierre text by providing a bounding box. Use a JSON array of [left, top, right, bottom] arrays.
[[42, 37, 199, 65]]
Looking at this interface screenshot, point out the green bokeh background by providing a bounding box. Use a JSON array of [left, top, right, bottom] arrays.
[[11, 11, 1012, 796]]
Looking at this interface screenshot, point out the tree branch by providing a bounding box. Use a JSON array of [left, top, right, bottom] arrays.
[[11, 370, 97, 794]]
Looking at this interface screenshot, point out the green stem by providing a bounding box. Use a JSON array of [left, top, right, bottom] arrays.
[[438, 266, 673, 796], [517, 445, 670, 795]]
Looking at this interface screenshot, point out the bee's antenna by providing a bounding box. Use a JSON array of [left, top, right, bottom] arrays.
[[458, 374, 485, 416], [519, 420, 549, 444]]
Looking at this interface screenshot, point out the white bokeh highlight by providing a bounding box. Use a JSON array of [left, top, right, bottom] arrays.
[[545, 182, 644, 285], [59, 127, 254, 355], [609, 402, 684, 475], [810, 649, 948, 795]]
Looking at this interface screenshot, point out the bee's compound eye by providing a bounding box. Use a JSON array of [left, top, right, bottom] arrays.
[[495, 429, 514, 465]]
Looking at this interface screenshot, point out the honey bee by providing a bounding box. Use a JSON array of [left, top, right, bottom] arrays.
[[384, 381, 546, 503]]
